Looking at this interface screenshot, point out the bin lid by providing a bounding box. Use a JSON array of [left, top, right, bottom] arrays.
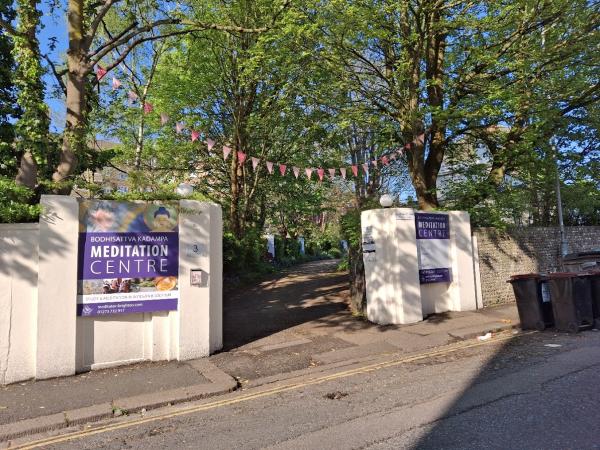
[[563, 250, 600, 261], [546, 272, 588, 278], [508, 273, 541, 282]]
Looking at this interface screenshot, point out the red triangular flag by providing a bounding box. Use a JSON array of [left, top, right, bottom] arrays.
[[252, 157, 260, 170], [111, 76, 121, 90], [382, 155, 389, 165], [191, 130, 200, 142], [266, 161, 274, 174], [175, 122, 184, 134], [328, 168, 335, 179], [143, 102, 153, 114], [340, 167, 346, 179], [305, 168, 313, 179], [237, 151, 247, 164], [362, 163, 369, 174], [160, 113, 169, 125], [96, 66, 107, 81], [351, 165, 358, 177], [317, 168, 325, 181], [279, 164, 287, 176], [206, 138, 215, 151], [293, 167, 300, 178], [223, 146, 231, 160]]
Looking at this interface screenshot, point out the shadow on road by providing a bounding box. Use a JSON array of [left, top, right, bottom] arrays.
[[409, 331, 600, 449]]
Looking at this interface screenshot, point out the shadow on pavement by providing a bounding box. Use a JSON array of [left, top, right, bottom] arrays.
[[222, 259, 349, 351]]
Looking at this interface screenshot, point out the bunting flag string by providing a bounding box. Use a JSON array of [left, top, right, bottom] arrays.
[[96, 65, 425, 183]]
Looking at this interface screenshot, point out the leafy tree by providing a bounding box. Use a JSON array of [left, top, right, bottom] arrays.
[[0, 0, 18, 177]]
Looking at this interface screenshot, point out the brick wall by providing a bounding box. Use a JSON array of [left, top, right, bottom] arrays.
[[474, 226, 600, 306]]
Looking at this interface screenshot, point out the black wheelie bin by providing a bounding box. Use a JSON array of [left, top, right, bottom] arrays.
[[546, 272, 594, 333], [508, 273, 554, 331]]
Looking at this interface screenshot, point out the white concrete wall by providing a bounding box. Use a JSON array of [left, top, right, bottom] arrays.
[[37, 196, 79, 379], [0, 224, 38, 385], [362, 208, 477, 325], [362, 208, 423, 325], [0, 197, 223, 384]]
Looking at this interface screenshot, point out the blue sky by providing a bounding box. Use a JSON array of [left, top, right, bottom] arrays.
[[40, 3, 67, 131]]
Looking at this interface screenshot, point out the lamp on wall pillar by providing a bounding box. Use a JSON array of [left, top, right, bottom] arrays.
[[379, 194, 394, 208], [176, 183, 193, 197]]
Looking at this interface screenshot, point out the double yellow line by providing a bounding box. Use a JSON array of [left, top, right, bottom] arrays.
[[11, 331, 530, 449]]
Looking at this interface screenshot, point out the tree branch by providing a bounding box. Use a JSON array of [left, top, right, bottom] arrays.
[[42, 54, 67, 95], [89, 0, 122, 41], [0, 17, 26, 38]]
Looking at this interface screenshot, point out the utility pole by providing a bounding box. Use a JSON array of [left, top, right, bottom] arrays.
[[552, 144, 569, 261]]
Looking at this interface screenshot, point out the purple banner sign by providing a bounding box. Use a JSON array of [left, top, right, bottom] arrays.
[[419, 268, 451, 284], [415, 213, 449, 239], [77, 200, 180, 317], [78, 299, 178, 316], [78, 232, 179, 280]]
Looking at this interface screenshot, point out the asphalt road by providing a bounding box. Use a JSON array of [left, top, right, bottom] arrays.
[[16, 331, 600, 449]]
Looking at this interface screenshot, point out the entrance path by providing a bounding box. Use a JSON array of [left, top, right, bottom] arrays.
[[211, 260, 519, 384]]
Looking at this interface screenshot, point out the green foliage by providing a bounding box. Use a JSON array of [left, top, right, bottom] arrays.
[[0, 0, 18, 178], [0, 177, 40, 222], [223, 229, 274, 278], [12, 0, 50, 175]]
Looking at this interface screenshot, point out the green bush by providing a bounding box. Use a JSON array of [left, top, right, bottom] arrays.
[[0, 177, 40, 223], [223, 229, 272, 276], [326, 247, 342, 259]]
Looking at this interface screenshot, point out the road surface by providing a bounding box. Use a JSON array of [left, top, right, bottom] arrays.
[[13, 330, 600, 449]]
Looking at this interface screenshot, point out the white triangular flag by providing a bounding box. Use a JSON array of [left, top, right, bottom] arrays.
[[252, 157, 260, 170], [266, 161, 274, 174], [223, 145, 232, 160], [340, 167, 346, 179], [305, 168, 313, 179], [328, 168, 336, 179], [293, 167, 300, 178]]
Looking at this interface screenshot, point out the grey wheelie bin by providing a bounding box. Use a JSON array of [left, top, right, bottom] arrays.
[[508, 273, 554, 331], [546, 272, 594, 333]]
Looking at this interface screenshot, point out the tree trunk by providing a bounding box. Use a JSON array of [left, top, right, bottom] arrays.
[[134, 103, 145, 170], [52, 0, 86, 190], [15, 151, 37, 189]]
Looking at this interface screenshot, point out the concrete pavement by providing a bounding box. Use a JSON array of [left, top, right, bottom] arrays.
[[0, 260, 520, 442]]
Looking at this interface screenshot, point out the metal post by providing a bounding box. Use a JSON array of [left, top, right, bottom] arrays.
[[553, 144, 569, 261]]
